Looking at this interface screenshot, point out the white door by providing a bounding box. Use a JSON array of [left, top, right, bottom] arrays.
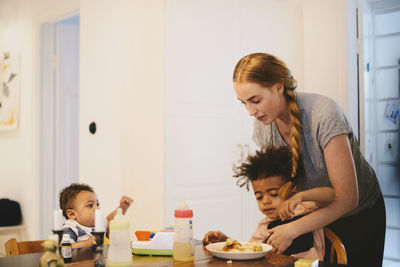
[[234, 0, 304, 241], [165, 0, 244, 240], [165, 0, 303, 241]]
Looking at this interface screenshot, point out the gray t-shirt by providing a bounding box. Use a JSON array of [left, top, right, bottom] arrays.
[[252, 92, 381, 216]]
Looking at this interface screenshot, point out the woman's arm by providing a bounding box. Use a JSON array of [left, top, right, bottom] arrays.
[[267, 134, 358, 253], [279, 187, 336, 220], [297, 187, 336, 206]]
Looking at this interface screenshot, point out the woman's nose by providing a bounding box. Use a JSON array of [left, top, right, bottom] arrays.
[[246, 104, 257, 116]]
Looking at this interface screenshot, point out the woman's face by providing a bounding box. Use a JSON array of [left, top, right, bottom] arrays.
[[233, 82, 286, 125], [251, 176, 286, 220]]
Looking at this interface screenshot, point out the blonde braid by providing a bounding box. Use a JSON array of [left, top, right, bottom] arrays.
[[286, 89, 301, 178], [278, 181, 297, 200]]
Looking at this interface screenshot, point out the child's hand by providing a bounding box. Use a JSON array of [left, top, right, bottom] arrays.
[[279, 193, 302, 220], [87, 235, 95, 245], [202, 231, 228, 245], [71, 236, 95, 249], [119, 195, 133, 214]]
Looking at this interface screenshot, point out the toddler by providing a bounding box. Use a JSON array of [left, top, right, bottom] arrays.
[[59, 183, 133, 248], [203, 146, 335, 260]]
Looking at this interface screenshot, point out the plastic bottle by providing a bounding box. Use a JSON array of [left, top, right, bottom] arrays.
[[60, 234, 72, 263], [107, 208, 132, 267], [173, 198, 194, 261]]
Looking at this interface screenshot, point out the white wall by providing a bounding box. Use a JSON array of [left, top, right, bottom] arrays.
[[0, 0, 39, 241], [0, 0, 165, 241], [121, 0, 165, 230], [80, 0, 165, 232], [79, 0, 123, 227], [0, 0, 80, 240], [302, 0, 359, 135]]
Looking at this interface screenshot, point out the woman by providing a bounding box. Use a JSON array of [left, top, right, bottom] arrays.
[[233, 53, 385, 266]]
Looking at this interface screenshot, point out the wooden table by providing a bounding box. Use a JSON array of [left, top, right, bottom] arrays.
[[0, 244, 344, 267]]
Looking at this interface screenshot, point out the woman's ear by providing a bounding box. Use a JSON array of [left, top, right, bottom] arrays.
[[275, 83, 284, 94], [66, 209, 76, 220]]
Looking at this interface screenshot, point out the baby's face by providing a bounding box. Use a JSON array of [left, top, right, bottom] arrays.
[[251, 176, 286, 220], [69, 191, 99, 227]]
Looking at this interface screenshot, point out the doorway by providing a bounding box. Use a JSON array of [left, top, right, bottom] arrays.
[[362, 0, 400, 265], [39, 14, 80, 238]]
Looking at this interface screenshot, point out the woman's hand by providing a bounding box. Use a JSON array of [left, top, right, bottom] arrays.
[[119, 195, 134, 214], [202, 231, 228, 245], [279, 193, 302, 220], [266, 223, 298, 254]]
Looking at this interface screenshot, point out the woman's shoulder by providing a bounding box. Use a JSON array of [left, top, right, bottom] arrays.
[[297, 92, 352, 147], [297, 92, 339, 110], [297, 92, 346, 121]]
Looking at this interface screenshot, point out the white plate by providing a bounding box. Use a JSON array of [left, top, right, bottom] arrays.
[[205, 241, 272, 260]]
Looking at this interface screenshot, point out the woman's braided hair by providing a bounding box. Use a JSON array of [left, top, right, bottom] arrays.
[[233, 53, 301, 178]]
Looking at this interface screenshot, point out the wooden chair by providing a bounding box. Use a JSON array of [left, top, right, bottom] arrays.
[[323, 227, 347, 265], [4, 238, 44, 256]]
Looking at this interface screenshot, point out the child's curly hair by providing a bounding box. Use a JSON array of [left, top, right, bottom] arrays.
[[59, 183, 94, 219], [233, 145, 296, 199]]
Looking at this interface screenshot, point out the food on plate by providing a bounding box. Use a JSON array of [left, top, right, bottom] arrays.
[[221, 239, 263, 253], [206, 239, 272, 260]]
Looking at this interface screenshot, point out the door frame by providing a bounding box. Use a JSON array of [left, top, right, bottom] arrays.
[[39, 11, 79, 238]]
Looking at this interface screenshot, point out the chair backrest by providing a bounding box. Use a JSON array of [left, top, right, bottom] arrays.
[[323, 227, 347, 265], [5, 238, 44, 256]]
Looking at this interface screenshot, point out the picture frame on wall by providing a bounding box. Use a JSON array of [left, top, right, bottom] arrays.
[[0, 52, 20, 131]]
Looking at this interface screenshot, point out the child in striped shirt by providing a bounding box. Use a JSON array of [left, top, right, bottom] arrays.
[[59, 183, 133, 248]]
